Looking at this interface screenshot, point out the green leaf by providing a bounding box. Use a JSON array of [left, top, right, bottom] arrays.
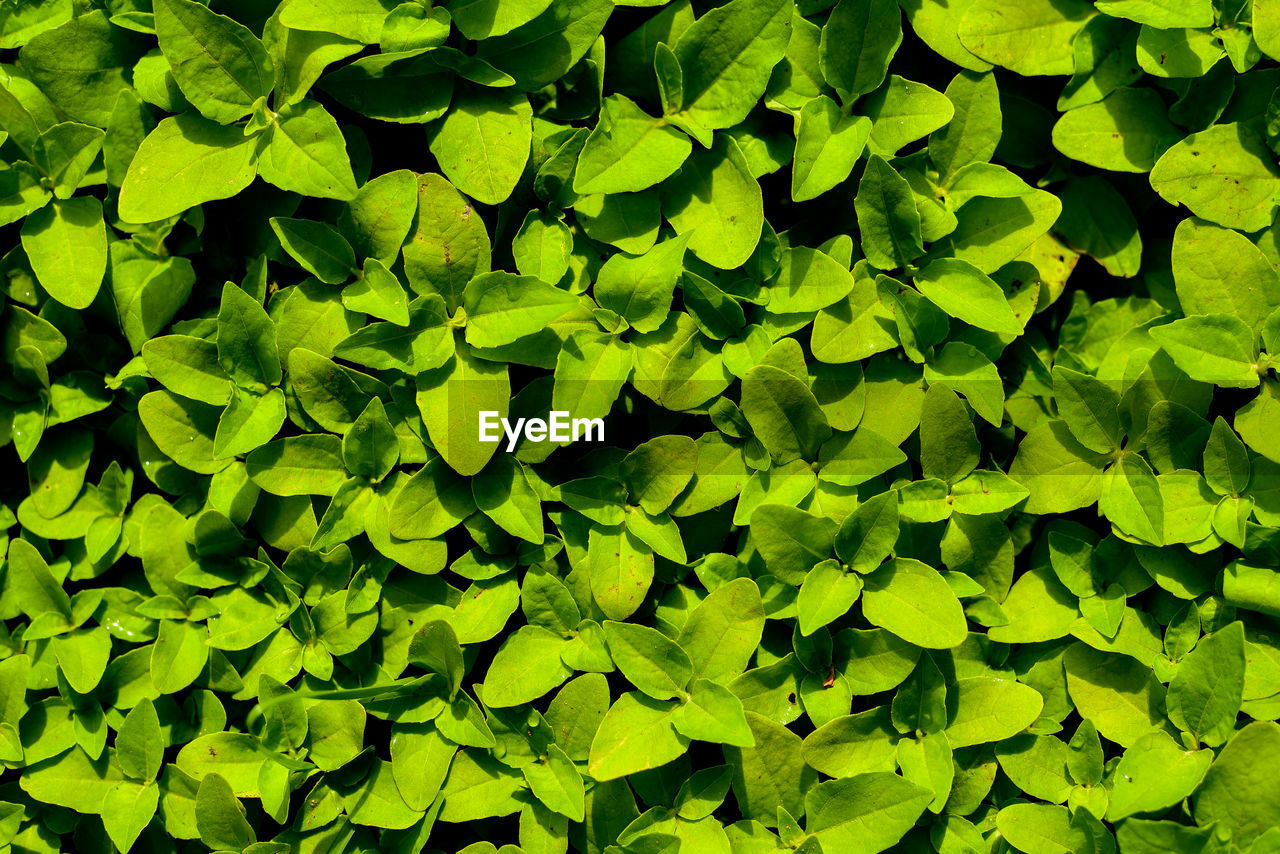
[[740, 365, 832, 464], [103, 781, 160, 853], [343, 398, 399, 482], [919, 384, 979, 483], [834, 491, 899, 572], [428, 87, 532, 206], [257, 99, 358, 200], [913, 258, 1023, 335], [768, 246, 857, 314], [482, 625, 573, 707], [217, 282, 281, 389], [1166, 621, 1245, 747], [1151, 123, 1280, 232], [270, 216, 357, 284], [447, 0, 553, 40], [677, 577, 765, 684], [855, 155, 924, 271], [154, 0, 273, 124], [117, 699, 163, 782], [587, 526, 656, 621], [861, 559, 968, 649], [196, 773, 255, 851], [929, 70, 1001, 180], [389, 456, 476, 539], [575, 95, 691, 195], [603, 621, 692, 701], [1171, 218, 1280, 332], [797, 559, 863, 635], [819, 0, 903, 104], [864, 75, 955, 156], [662, 132, 764, 270], [1051, 366, 1122, 454], [792, 97, 871, 202], [587, 692, 689, 782], [473, 455, 543, 543], [415, 343, 510, 477], [594, 234, 692, 334], [666, 0, 792, 141], [20, 747, 124, 814], [957, 0, 1097, 76], [1052, 87, 1180, 172], [19, 196, 106, 310], [138, 390, 229, 475], [1107, 730, 1213, 821], [805, 773, 932, 854], [403, 173, 492, 311], [945, 677, 1044, 747], [1194, 722, 1280, 845], [464, 272, 579, 348], [1064, 644, 1167, 747], [118, 114, 260, 223], [246, 434, 347, 496], [1095, 0, 1211, 27], [1099, 452, 1164, 545]]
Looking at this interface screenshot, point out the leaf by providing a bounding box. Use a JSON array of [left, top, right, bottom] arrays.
[[1052, 87, 1180, 172], [587, 692, 689, 782], [154, 0, 274, 124], [1194, 722, 1280, 845], [662, 132, 764, 269], [724, 712, 814, 823], [1168, 217, 1280, 332], [1107, 731, 1213, 821], [666, 0, 792, 140], [768, 246, 858, 313], [603, 621, 692, 700], [428, 87, 532, 206], [919, 384, 980, 483], [257, 99, 358, 200], [1166, 621, 1245, 747], [270, 217, 357, 284], [447, 0, 554, 40], [575, 95, 691, 195], [792, 97, 871, 202], [834, 491, 900, 572], [819, 0, 903, 103], [676, 577, 765, 684], [855, 155, 924, 271], [913, 258, 1023, 335], [416, 343, 510, 477], [594, 233, 692, 333], [1064, 644, 1167, 747], [19, 196, 106, 310], [116, 699, 163, 782], [740, 365, 832, 464], [862, 559, 968, 649], [945, 677, 1044, 747], [464, 272, 579, 348], [403, 173, 492, 311], [805, 773, 932, 854], [103, 781, 160, 853], [797, 559, 863, 635], [957, 0, 1096, 76], [196, 773, 254, 851], [482, 625, 573, 707], [1150, 123, 1280, 232], [1051, 366, 1122, 454], [118, 114, 260, 223]]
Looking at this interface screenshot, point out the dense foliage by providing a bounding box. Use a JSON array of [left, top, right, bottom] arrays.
[[2, 0, 1280, 851]]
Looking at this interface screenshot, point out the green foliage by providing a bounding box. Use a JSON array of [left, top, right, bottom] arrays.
[[3, 0, 1280, 852]]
